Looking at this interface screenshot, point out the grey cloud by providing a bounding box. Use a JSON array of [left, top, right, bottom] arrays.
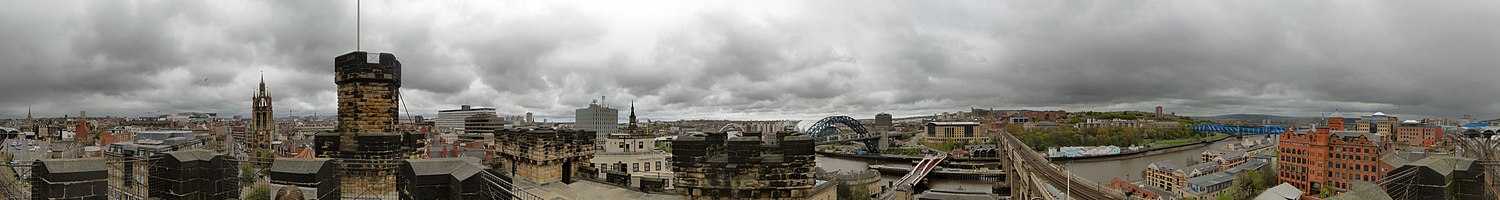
[[5, 0, 1500, 121]]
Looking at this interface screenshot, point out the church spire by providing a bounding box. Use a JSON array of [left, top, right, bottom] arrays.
[[627, 101, 639, 132], [258, 71, 267, 96]]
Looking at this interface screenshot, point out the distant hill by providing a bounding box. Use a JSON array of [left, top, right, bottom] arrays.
[[1194, 114, 1323, 124]]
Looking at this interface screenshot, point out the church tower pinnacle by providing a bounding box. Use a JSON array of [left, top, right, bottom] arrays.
[[251, 71, 275, 166]]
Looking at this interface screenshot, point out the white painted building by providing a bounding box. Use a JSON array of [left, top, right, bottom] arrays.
[[435, 105, 497, 132], [589, 133, 672, 188]]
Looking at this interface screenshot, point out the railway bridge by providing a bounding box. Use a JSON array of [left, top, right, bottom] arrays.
[[998, 130, 1128, 200]]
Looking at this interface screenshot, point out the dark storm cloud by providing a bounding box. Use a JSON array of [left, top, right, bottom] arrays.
[[4, 0, 1500, 121]]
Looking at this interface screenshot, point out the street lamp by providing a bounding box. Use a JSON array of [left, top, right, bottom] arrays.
[[1064, 161, 1070, 200]]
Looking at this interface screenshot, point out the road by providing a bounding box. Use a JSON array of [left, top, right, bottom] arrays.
[[1, 138, 55, 199], [997, 132, 1126, 200]]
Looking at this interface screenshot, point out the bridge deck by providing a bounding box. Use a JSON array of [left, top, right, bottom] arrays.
[[999, 131, 1126, 200], [877, 153, 946, 200]]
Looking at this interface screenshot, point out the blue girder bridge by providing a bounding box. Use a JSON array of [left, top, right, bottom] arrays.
[[1192, 124, 1288, 135]]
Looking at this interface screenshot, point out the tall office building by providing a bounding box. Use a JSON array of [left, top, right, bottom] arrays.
[[314, 51, 424, 198], [1155, 106, 1164, 118], [575, 97, 619, 142], [251, 75, 275, 166], [435, 105, 497, 131]]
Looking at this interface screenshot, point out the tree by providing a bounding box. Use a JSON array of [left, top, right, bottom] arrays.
[[240, 163, 257, 183], [1319, 182, 1333, 197], [246, 184, 271, 200]]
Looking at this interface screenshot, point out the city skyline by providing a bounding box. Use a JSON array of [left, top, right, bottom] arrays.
[[5, 1, 1500, 121]]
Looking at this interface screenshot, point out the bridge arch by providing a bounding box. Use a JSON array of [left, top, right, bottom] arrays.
[[801, 116, 870, 138], [719, 123, 744, 132]]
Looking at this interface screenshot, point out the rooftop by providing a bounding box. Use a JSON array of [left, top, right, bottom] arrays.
[[270, 158, 334, 174], [1149, 160, 1183, 171], [929, 122, 980, 126], [164, 149, 221, 162], [1186, 172, 1234, 187], [1404, 156, 1478, 177], [1253, 183, 1303, 200], [1325, 181, 1392, 200], [37, 158, 108, 174], [407, 157, 487, 180]]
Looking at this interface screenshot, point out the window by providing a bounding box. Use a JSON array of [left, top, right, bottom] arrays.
[[632, 163, 639, 172]]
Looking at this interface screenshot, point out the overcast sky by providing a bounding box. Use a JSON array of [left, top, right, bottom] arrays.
[[3, 1, 1500, 122]]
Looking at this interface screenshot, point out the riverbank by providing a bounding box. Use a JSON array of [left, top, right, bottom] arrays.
[[868, 164, 1004, 180], [1047, 134, 1234, 162], [1051, 137, 1250, 182], [814, 150, 1002, 163]]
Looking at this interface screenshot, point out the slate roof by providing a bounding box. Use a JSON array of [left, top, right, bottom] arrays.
[[270, 158, 334, 174], [1186, 162, 1222, 174], [407, 157, 487, 180], [1325, 181, 1392, 200], [1149, 160, 1182, 171], [1186, 172, 1234, 187], [37, 158, 107, 174], [1381, 151, 1428, 170], [1253, 183, 1302, 200], [164, 149, 219, 162], [1406, 156, 1478, 177]]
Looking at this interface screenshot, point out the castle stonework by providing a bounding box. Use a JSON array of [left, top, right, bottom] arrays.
[[493, 128, 597, 183], [671, 131, 835, 199], [313, 51, 424, 199]]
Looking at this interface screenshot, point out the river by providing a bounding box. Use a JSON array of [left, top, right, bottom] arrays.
[[1057, 135, 1268, 183], [815, 155, 994, 192], [812, 135, 1268, 193]]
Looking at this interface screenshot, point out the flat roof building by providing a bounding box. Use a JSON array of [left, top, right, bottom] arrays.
[[436, 105, 497, 131], [575, 97, 619, 142], [924, 122, 987, 144]]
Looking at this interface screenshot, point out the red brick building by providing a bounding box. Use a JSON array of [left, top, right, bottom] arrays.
[[1022, 110, 1067, 121], [1109, 177, 1163, 199], [1395, 120, 1443, 147], [1277, 116, 1393, 195]]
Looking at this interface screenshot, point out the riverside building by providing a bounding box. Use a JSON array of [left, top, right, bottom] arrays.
[[1278, 114, 1392, 195]]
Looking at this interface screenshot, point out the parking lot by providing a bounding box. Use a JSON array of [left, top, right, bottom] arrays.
[[2, 138, 55, 181]]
